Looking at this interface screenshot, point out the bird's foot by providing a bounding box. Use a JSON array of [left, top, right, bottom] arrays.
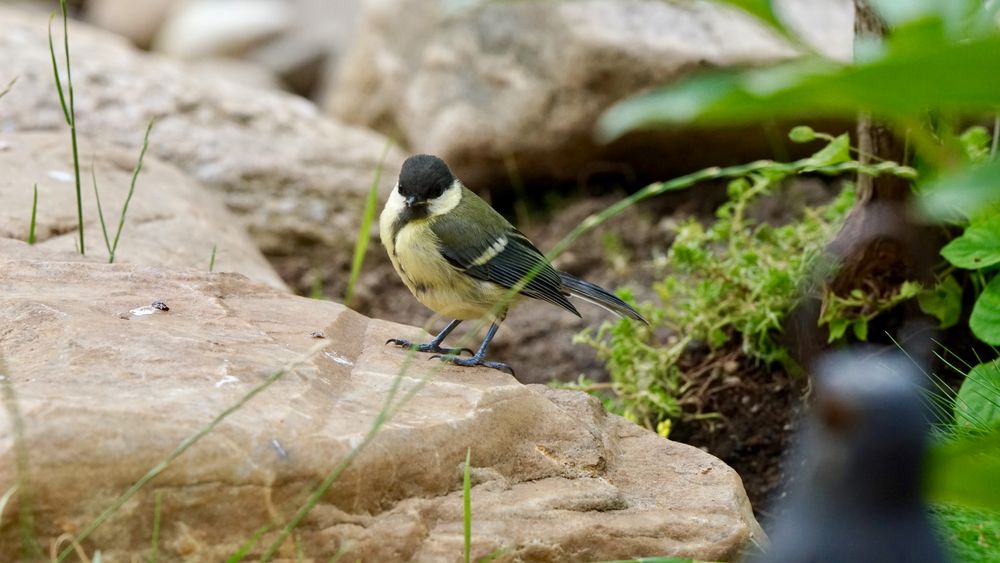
[[386, 338, 473, 356], [429, 354, 515, 376]]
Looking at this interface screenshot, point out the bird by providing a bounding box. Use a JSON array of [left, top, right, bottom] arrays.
[[379, 154, 647, 374], [746, 350, 949, 563]]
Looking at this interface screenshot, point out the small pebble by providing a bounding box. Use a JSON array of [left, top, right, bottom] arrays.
[[310, 331, 325, 339], [151, 301, 169, 311]]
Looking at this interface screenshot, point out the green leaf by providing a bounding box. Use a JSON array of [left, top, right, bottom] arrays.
[[955, 362, 1000, 429], [941, 215, 1000, 269], [852, 319, 869, 341], [959, 126, 992, 164], [971, 275, 1000, 345], [917, 276, 963, 329], [711, 0, 787, 37], [803, 134, 851, 168], [919, 158, 1000, 222], [598, 34, 1000, 139]]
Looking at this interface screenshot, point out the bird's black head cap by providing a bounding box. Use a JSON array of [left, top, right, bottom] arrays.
[[398, 154, 455, 203]]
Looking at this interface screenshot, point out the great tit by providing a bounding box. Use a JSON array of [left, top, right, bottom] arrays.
[[379, 154, 647, 374]]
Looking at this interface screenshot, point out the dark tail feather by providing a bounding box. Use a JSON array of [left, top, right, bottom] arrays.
[[558, 272, 649, 325]]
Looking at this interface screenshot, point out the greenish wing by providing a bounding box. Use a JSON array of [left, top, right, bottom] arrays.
[[429, 213, 580, 316]]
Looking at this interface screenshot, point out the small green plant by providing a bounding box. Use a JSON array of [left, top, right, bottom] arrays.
[[208, 245, 218, 272], [575, 133, 897, 428]]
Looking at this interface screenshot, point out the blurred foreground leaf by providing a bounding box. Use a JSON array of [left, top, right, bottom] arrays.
[[927, 426, 1000, 511], [599, 34, 1000, 139]]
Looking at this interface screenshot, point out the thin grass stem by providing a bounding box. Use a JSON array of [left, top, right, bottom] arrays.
[[0, 356, 44, 559], [150, 490, 162, 563], [92, 161, 112, 256], [28, 185, 38, 245], [345, 140, 393, 306], [463, 447, 472, 563], [209, 245, 218, 272], [0, 76, 17, 100], [109, 119, 154, 263]]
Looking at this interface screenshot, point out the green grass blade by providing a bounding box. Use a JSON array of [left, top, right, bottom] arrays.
[[0, 76, 17, 101], [0, 485, 17, 529], [150, 490, 162, 563], [27, 185, 38, 245], [56, 341, 329, 563], [46, 13, 70, 125], [225, 525, 269, 563], [109, 119, 154, 263], [209, 245, 217, 272], [92, 162, 112, 256], [0, 357, 44, 559], [344, 140, 393, 307], [463, 447, 472, 563]]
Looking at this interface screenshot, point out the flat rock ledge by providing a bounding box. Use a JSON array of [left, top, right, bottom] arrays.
[[0, 241, 764, 562]]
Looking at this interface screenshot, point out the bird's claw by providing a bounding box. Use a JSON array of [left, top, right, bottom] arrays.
[[386, 338, 472, 356], [430, 354, 515, 376]]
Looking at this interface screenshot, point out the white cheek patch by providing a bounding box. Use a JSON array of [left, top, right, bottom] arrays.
[[427, 180, 463, 216], [471, 235, 508, 266]]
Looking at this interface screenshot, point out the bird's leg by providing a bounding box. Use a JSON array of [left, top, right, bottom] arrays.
[[431, 322, 514, 375], [386, 319, 473, 356]]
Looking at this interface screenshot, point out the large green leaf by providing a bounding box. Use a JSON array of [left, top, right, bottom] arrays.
[[917, 275, 962, 329], [955, 361, 1000, 430], [919, 159, 1000, 222], [941, 215, 1000, 270], [971, 275, 1000, 345], [598, 34, 1000, 139]]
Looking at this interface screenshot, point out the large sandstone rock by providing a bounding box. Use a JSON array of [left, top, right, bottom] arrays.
[[0, 242, 764, 561], [0, 131, 287, 290], [0, 5, 404, 276], [327, 0, 853, 189]]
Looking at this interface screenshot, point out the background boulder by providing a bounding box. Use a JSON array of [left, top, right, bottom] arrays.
[[327, 0, 853, 190]]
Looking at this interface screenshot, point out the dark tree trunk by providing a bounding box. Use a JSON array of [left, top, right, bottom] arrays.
[[784, 0, 938, 368]]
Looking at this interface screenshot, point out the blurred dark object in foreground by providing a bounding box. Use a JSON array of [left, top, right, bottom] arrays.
[[747, 350, 950, 563]]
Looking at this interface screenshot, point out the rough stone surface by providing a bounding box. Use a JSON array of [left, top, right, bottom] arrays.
[[328, 0, 853, 189], [0, 131, 287, 290], [152, 0, 293, 60], [0, 6, 404, 273], [0, 242, 764, 562]]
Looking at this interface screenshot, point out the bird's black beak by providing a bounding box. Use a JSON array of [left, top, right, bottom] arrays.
[[404, 195, 419, 208]]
